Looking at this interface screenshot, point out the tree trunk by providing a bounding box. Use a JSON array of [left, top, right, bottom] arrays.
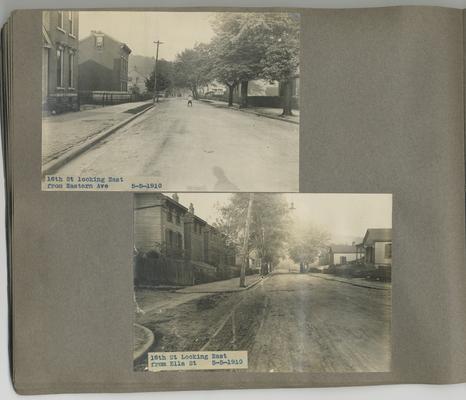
[[281, 79, 294, 116], [192, 86, 199, 100], [240, 193, 254, 287], [227, 84, 234, 107], [239, 80, 249, 109]]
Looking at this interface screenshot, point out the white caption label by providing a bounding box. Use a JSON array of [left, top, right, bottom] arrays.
[[147, 351, 248, 372]]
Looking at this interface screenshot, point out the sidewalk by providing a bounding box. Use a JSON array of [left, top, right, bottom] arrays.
[[176, 274, 263, 293], [135, 274, 264, 315], [308, 273, 391, 290], [42, 100, 153, 165], [200, 98, 300, 124]]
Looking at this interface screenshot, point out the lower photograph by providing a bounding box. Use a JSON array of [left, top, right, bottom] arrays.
[[132, 193, 392, 373]]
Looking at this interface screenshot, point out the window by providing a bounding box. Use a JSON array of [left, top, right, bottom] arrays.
[[56, 48, 64, 87], [68, 12, 74, 36], [57, 11, 64, 30], [121, 57, 128, 76], [384, 243, 392, 259], [167, 208, 172, 222], [95, 36, 104, 50], [168, 230, 173, 248], [120, 57, 128, 91], [68, 52, 74, 88], [177, 233, 183, 250], [176, 212, 181, 225]]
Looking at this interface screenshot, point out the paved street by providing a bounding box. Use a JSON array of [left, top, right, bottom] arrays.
[[134, 272, 391, 372], [54, 98, 299, 191]]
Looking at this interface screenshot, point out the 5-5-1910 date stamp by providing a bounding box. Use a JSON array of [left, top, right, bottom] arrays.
[[147, 351, 248, 372]]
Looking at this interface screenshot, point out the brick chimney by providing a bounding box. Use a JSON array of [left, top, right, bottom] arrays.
[[189, 203, 194, 214]]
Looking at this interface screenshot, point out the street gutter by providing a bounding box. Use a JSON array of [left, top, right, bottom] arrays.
[[41, 103, 154, 177], [199, 99, 299, 125]]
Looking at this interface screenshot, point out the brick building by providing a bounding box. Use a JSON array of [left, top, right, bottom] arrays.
[[42, 11, 79, 113], [78, 30, 131, 92]]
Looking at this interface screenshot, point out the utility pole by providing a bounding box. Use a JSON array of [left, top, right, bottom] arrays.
[[240, 193, 254, 288], [152, 40, 163, 103]]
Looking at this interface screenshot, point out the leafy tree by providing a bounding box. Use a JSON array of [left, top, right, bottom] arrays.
[[288, 226, 330, 272], [173, 44, 211, 99], [210, 13, 299, 112], [211, 13, 271, 108], [214, 193, 291, 274], [208, 36, 241, 106], [145, 59, 174, 94], [259, 13, 300, 116]]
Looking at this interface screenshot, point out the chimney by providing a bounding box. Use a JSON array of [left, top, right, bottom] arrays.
[[189, 203, 194, 214], [172, 193, 179, 203]]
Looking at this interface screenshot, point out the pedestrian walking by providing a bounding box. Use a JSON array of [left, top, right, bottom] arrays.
[[187, 94, 193, 107]]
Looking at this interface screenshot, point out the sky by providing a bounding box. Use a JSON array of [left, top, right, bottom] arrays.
[[167, 193, 392, 244], [78, 11, 216, 60]]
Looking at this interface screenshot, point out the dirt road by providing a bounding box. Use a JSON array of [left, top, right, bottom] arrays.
[[135, 272, 391, 372]]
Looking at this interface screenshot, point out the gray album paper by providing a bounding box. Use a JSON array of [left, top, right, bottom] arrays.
[[1, 6, 466, 395]]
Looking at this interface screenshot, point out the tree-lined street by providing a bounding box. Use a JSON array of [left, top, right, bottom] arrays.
[[134, 271, 391, 372], [133, 193, 392, 372], [43, 13, 300, 191], [55, 98, 299, 191]]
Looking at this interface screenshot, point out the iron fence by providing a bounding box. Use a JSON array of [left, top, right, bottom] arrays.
[[78, 91, 152, 108]]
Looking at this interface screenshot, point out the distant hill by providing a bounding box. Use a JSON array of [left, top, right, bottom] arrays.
[[128, 54, 155, 78]]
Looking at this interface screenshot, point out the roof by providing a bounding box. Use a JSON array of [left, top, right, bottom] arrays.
[[163, 194, 188, 213], [363, 228, 392, 246], [162, 194, 208, 225], [134, 193, 187, 212], [330, 244, 358, 254], [134, 193, 210, 226], [80, 30, 132, 53]]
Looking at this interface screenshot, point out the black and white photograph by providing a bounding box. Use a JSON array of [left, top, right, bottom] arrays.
[[41, 11, 300, 192], [133, 193, 392, 373]]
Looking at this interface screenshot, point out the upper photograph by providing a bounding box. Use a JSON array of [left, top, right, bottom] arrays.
[[41, 11, 300, 192]]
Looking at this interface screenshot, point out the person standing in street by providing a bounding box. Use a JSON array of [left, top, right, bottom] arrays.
[[187, 94, 193, 107]]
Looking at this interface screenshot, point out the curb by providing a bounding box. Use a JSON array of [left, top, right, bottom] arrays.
[[42, 104, 154, 177], [200, 99, 299, 125], [133, 323, 155, 361], [308, 273, 391, 291]]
